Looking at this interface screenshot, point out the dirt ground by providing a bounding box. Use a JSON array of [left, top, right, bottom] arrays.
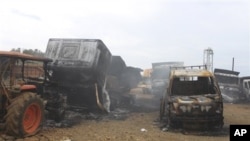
[[1, 90, 250, 141]]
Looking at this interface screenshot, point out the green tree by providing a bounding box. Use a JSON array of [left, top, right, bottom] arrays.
[[10, 48, 44, 57], [11, 48, 21, 52]]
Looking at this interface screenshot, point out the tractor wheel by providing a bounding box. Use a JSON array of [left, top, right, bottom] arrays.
[[5, 92, 44, 137]]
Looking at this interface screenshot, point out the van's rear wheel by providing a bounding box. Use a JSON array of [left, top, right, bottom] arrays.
[[5, 92, 44, 137]]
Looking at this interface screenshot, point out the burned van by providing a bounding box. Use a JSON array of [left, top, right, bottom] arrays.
[[160, 66, 224, 130], [44, 39, 112, 117]]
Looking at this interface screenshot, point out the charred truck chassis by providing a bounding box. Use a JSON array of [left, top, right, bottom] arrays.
[[160, 66, 224, 130]]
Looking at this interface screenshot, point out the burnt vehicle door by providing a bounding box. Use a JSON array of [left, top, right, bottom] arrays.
[[44, 39, 112, 117]]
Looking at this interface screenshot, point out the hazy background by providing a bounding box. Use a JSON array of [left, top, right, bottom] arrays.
[[0, 0, 249, 76]]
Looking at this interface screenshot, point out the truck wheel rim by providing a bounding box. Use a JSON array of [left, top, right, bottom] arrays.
[[23, 103, 42, 133]]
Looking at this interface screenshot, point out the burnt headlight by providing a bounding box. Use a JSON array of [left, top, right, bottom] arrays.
[[179, 105, 191, 113], [201, 105, 212, 112], [179, 105, 187, 112]]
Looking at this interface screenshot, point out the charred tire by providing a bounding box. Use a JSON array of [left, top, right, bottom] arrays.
[[5, 92, 44, 137]]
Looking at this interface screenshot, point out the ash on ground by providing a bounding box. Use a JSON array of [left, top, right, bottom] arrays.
[[44, 108, 131, 128]]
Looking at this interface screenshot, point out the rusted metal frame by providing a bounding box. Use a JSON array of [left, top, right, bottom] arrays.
[[0, 58, 12, 101], [1, 59, 11, 86], [21, 59, 25, 82], [95, 83, 107, 112], [43, 62, 49, 83], [9, 59, 14, 89], [213, 76, 222, 97], [0, 51, 52, 62], [170, 65, 207, 70], [1, 81, 11, 102]]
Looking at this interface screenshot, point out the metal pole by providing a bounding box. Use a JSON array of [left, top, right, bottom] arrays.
[[232, 57, 234, 71]]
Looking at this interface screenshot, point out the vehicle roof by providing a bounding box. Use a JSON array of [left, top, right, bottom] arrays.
[[49, 38, 103, 42], [214, 68, 239, 76], [46, 38, 112, 60], [47, 38, 111, 52], [0, 51, 52, 62], [170, 69, 213, 77]]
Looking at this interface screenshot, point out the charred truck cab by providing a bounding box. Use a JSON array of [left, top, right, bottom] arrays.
[[160, 66, 224, 130], [44, 39, 112, 116]]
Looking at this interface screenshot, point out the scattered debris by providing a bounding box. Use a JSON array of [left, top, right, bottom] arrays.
[[60, 136, 72, 141], [140, 128, 147, 132], [161, 127, 168, 132]]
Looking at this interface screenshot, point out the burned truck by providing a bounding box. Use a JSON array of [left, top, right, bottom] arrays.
[[151, 62, 184, 97], [214, 68, 245, 103], [160, 66, 224, 130], [44, 38, 112, 116], [240, 77, 250, 101], [106, 56, 142, 109]]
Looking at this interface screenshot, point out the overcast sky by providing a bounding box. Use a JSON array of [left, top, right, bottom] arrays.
[[0, 0, 249, 76]]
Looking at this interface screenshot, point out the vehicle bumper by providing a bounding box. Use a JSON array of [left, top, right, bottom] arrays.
[[170, 115, 224, 129]]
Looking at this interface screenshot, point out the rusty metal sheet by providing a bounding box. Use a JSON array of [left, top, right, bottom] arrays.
[[171, 69, 213, 77], [0, 51, 52, 62]]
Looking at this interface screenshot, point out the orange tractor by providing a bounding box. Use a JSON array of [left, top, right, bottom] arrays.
[[0, 39, 113, 137], [0, 51, 52, 137]]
